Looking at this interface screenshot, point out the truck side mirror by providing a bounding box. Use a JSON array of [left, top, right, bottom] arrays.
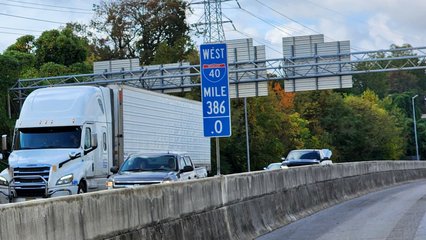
[[1, 135, 7, 151], [110, 166, 119, 174], [69, 152, 81, 160], [91, 133, 98, 148]]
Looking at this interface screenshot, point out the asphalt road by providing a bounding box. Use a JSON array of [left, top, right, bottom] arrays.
[[257, 179, 426, 240]]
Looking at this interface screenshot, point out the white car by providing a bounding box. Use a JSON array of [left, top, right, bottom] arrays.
[[264, 162, 288, 170]]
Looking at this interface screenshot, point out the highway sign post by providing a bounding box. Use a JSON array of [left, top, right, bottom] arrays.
[[200, 43, 231, 175]]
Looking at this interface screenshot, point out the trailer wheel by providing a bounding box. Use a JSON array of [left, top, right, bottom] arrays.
[[78, 180, 87, 194]]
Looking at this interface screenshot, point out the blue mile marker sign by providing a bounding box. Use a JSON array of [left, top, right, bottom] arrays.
[[200, 43, 231, 137]]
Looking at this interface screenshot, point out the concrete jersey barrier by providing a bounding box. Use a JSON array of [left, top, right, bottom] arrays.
[[1, 161, 426, 240]]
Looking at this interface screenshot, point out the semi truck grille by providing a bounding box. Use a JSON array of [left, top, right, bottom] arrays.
[[15, 189, 46, 197], [12, 166, 50, 197]]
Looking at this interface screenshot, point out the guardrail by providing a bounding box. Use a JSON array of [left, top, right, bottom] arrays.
[[0, 161, 426, 240]]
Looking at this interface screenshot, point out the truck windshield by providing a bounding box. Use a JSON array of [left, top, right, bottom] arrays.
[[15, 126, 82, 150], [121, 155, 177, 172]]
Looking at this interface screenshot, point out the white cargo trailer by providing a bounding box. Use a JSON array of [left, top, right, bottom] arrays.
[[0, 85, 210, 202], [113, 85, 210, 168]]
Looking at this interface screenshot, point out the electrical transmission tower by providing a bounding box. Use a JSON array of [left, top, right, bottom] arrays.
[[203, 0, 225, 42], [196, 0, 233, 43]]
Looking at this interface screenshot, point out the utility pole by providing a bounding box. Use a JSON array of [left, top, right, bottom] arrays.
[[412, 95, 420, 160]]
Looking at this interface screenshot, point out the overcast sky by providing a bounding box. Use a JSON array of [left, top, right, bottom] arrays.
[[0, 0, 425, 59]]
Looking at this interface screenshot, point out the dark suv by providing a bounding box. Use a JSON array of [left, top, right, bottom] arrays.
[[281, 149, 332, 167]]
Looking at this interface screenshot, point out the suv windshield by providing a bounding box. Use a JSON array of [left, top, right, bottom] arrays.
[[121, 155, 177, 172], [286, 150, 321, 160], [15, 126, 81, 150]]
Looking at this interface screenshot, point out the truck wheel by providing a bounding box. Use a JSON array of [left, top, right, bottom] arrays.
[[78, 180, 87, 194]]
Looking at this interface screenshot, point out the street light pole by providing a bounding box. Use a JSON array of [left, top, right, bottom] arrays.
[[412, 95, 420, 160]]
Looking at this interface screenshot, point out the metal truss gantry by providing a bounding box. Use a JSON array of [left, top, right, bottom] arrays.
[[7, 45, 426, 114]]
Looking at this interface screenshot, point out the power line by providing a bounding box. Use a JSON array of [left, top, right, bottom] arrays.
[[0, 12, 66, 24], [224, 2, 308, 36], [250, 0, 366, 52], [236, 5, 292, 37], [6, 0, 92, 12], [233, 1, 328, 38], [253, 0, 321, 36], [0, 26, 43, 33], [304, 0, 351, 21], [189, 11, 282, 56], [220, 11, 283, 55], [0, 30, 39, 36], [0, 2, 92, 15], [193, 0, 365, 53], [221, 6, 285, 55], [232, 29, 282, 55], [191, 6, 238, 10], [302, 0, 389, 50], [192, 1, 284, 55]]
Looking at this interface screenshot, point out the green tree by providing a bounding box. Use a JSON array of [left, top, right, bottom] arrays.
[[35, 26, 88, 66], [3, 50, 36, 71], [0, 55, 21, 90], [35, 62, 92, 81], [389, 92, 412, 117], [388, 71, 419, 93], [417, 120, 426, 159], [293, 90, 406, 161], [351, 50, 389, 98], [68, 62, 92, 74], [38, 62, 69, 77], [350, 44, 423, 98], [91, 0, 192, 64], [219, 85, 318, 173], [19, 67, 40, 79], [352, 71, 388, 98], [386, 91, 421, 159], [337, 92, 405, 161], [294, 91, 346, 160], [151, 38, 195, 65], [6, 35, 35, 53], [0, 55, 21, 137]]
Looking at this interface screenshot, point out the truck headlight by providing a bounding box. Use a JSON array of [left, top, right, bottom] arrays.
[[161, 178, 174, 184], [0, 176, 8, 186], [56, 174, 73, 185]]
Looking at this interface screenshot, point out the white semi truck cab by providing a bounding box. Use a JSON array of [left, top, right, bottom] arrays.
[[0, 85, 210, 203], [0, 86, 112, 202]]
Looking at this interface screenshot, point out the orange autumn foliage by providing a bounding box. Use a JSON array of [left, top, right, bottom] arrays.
[[272, 82, 295, 111]]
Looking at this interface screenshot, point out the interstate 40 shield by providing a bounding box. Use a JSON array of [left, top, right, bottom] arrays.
[[200, 43, 231, 137]]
